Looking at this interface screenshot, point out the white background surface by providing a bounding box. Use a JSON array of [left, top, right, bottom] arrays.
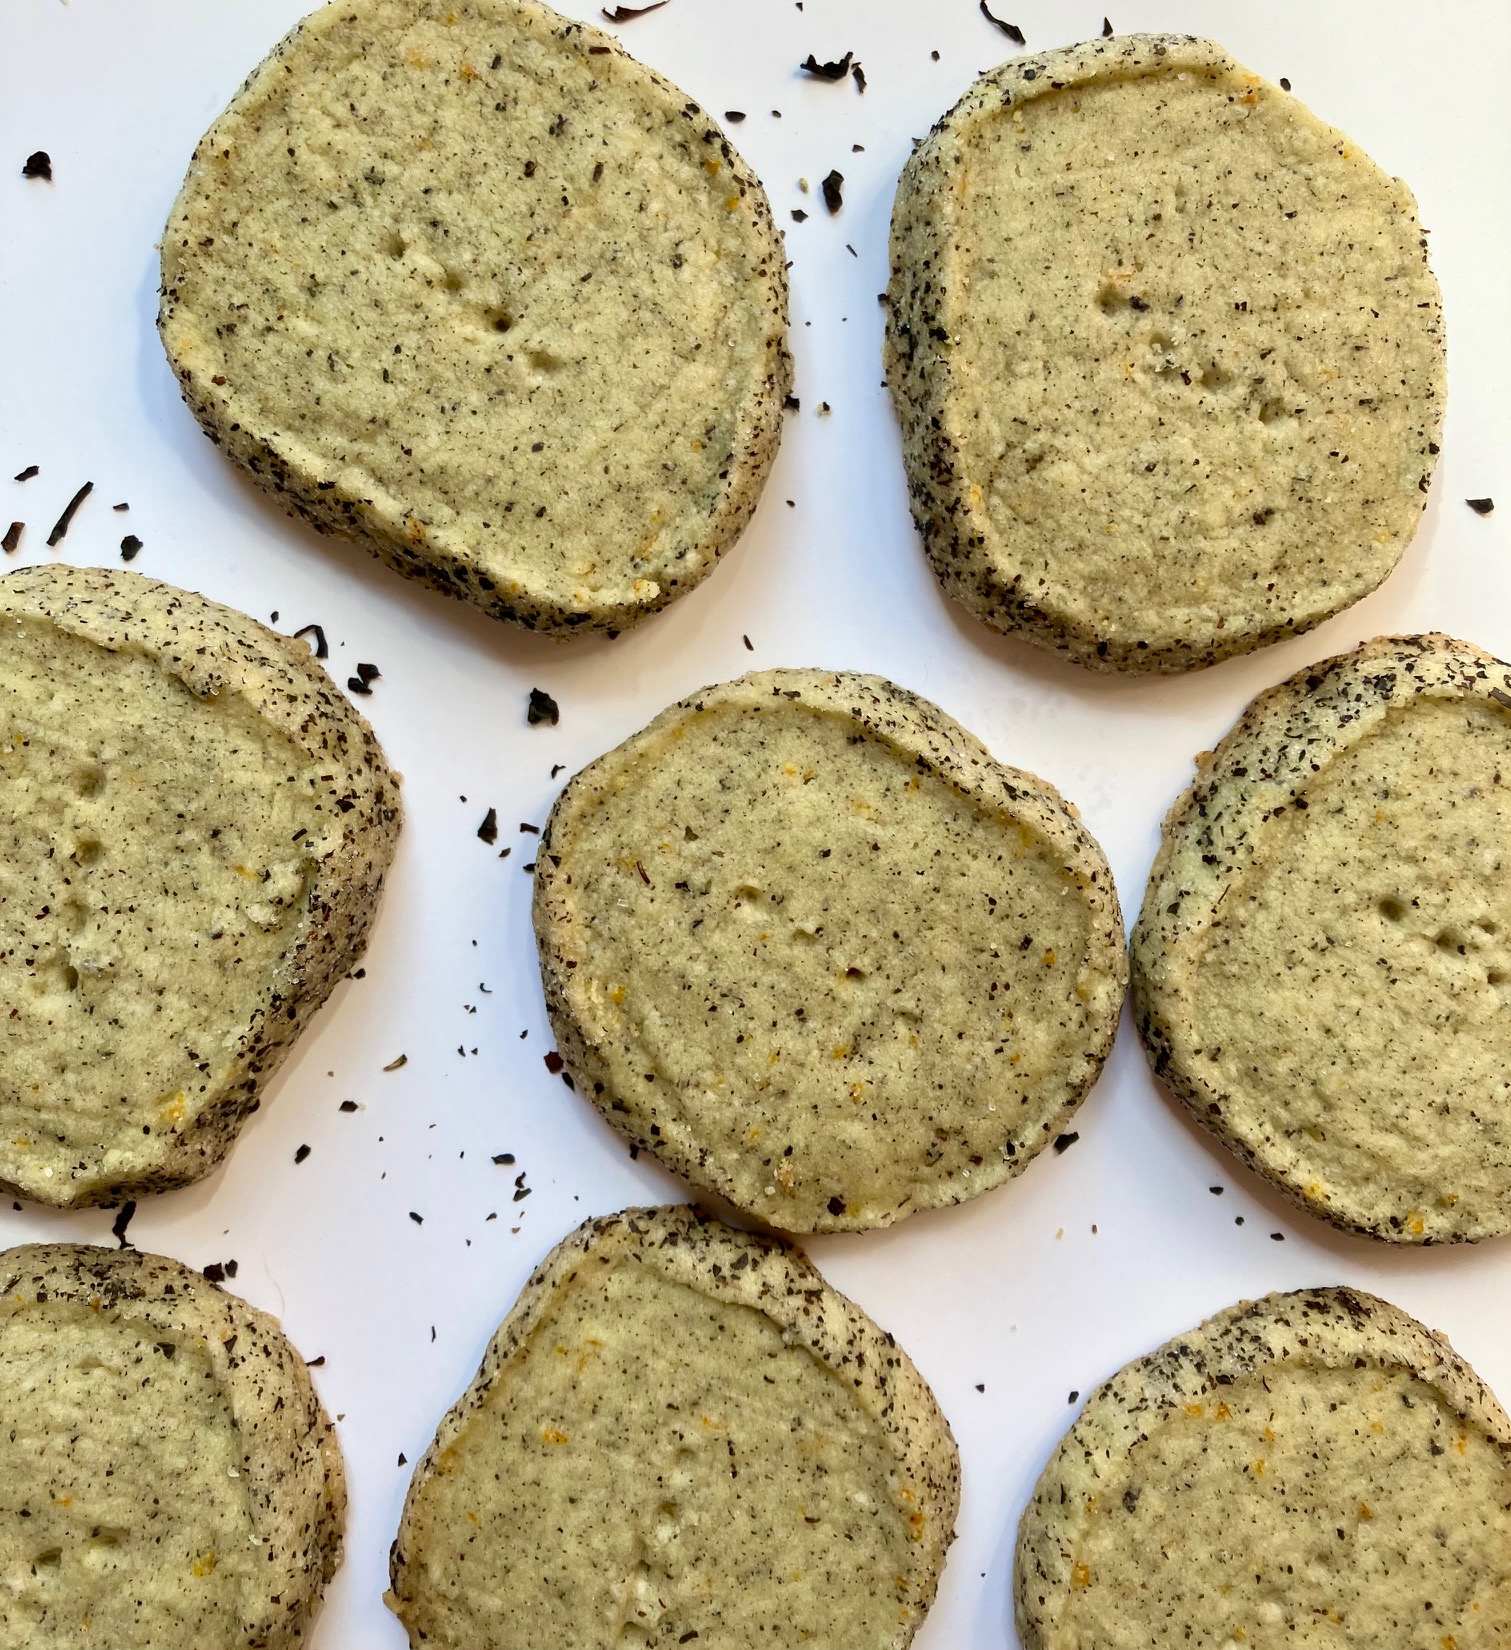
[[4, 2, 1511, 1644]]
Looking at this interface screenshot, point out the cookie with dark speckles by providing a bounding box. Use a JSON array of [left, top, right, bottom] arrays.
[[0, 564, 400, 1208], [159, 0, 790, 635], [0, 1242, 344, 1649], [387, 1205, 958, 1649], [1016, 1287, 1511, 1649], [533, 668, 1126, 1231], [1133, 634, 1511, 1243], [885, 34, 1444, 673]]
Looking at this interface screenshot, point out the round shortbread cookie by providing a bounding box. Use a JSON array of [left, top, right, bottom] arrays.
[[1133, 634, 1511, 1243], [0, 564, 400, 1208], [387, 1205, 958, 1650], [1016, 1286, 1511, 1650], [159, 0, 790, 636], [0, 1242, 344, 1650], [885, 33, 1444, 673], [533, 668, 1126, 1231]]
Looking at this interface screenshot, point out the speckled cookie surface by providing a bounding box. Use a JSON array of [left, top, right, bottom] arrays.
[[533, 669, 1126, 1231], [159, 0, 790, 635], [387, 1205, 958, 1650], [1133, 635, 1511, 1243], [0, 564, 400, 1208], [1016, 1287, 1511, 1650], [885, 33, 1444, 673], [0, 1242, 344, 1650]]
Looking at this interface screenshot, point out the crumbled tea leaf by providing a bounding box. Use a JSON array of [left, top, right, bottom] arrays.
[[477, 807, 499, 844], [821, 170, 843, 213], [528, 687, 560, 725], [1467, 497, 1495, 516], [13, 466, 37, 483], [292, 622, 329, 658], [979, 3, 1025, 43], [383, 1053, 408, 1072], [1, 522, 21, 555], [45, 480, 92, 546], [119, 534, 142, 561], [111, 1200, 137, 1249], [22, 151, 51, 180], [800, 51, 853, 81]]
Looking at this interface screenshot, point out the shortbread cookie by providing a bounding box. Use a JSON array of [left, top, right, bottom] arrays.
[[388, 1205, 958, 1649], [159, 0, 790, 635], [885, 34, 1444, 672], [0, 564, 400, 1207], [1133, 634, 1511, 1242], [0, 1242, 344, 1649], [534, 669, 1126, 1231], [1016, 1287, 1511, 1650]]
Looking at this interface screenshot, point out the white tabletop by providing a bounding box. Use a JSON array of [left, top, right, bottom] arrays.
[[4, 1, 1510, 1643]]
